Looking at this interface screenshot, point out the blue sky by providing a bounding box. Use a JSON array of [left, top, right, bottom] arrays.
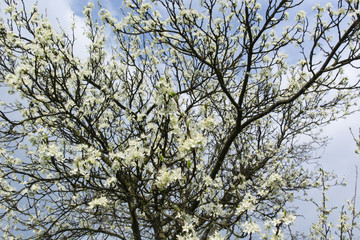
[[4, 0, 360, 235]]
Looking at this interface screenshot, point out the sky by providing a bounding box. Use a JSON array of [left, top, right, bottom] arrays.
[[2, 0, 360, 236]]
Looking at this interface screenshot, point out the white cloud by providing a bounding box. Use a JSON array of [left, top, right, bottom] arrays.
[[27, 0, 90, 58]]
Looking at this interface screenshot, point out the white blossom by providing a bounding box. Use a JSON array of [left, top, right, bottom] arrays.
[[242, 221, 261, 234], [88, 196, 109, 209], [155, 167, 183, 189]]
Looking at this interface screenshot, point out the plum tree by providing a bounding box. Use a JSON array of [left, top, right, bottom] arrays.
[[0, 0, 359, 239]]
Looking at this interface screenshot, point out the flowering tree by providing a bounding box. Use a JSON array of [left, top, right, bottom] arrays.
[[0, 0, 360, 239]]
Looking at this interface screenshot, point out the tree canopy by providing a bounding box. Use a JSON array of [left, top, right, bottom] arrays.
[[0, 0, 359, 239]]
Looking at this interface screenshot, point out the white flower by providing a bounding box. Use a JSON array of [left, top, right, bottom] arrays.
[[242, 221, 261, 234], [83, 3, 94, 16], [284, 215, 296, 225], [296, 10, 306, 21], [209, 231, 224, 240], [236, 193, 256, 214], [262, 55, 271, 63], [325, 3, 333, 10], [182, 221, 193, 233], [105, 176, 117, 186], [155, 167, 183, 189], [88, 196, 109, 209], [30, 184, 40, 192], [179, 133, 206, 154]]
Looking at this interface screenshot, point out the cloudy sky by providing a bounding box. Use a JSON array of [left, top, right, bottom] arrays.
[[4, 0, 360, 235]]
